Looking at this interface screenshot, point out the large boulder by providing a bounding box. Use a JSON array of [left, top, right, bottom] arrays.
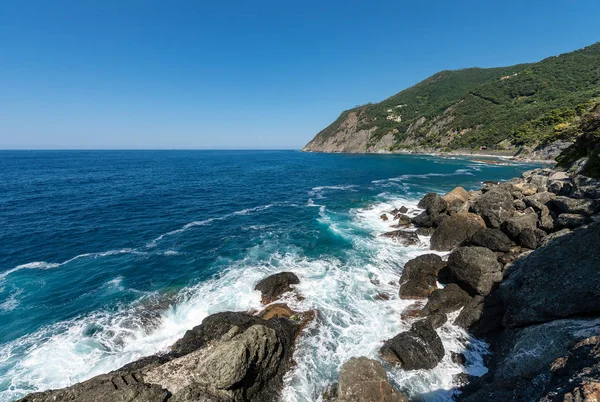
[[467, 228, 513, 252], [418, 193, 448, 215], [552, 196, 600, 215], [254, 272, 300, 304], [443, 186, 470, 213], [471, 187, 515, 228], [380, 320, 445, 370], [399, 254, 447, 299], [500, 213, 538, 239], [555, 213, 592, 229], [337, 357, 408, 402], [430, 212, 486, 251], [447, 247, 503, 296], [420, 283, 472, 316], [501, 223, 600, 328]]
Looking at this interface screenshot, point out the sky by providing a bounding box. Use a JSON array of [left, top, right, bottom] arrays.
[[0, 0, 599, 149]]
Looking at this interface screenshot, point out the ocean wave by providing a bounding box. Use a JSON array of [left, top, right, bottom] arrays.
[[308, 185, 359, 199], [372, 168, 475, 184]]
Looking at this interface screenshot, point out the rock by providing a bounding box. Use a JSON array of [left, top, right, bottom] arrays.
[[254, 272, 300, 304], [513, 199, 526, 211], [416, 227, 435, 236], [423, 313, 448, 329], [538, 228, 571, 247], [380, 214, 389, 221], [411, 211, 436, 228], [555, 213, 591, 229], [447, 247, 503, 296], [501, 213, 538, 239], [381, 230, 420, 246], [392, 214, 411, 227], [539, 214, 554, 231], [572, 175, 600, 199], [420, 283, 472, 316], [418, 193, 448, 215], [517, 228, 538, 249], [430, 212, 486, 251], [493, 317, 600, 381], [552, 196, 600, 215], [515, 183, 538, 196], [380, 320, 445, 370], [390, 206, 409, 215], [528, 175, 549, 191], [443, 186, 470, 213], [541, 335, 600, 401], [453, 373, 476, 388], [467, 228, 513, 252], [454, 295, 485, 330], [501, 223, 600, 327], [523, 191, 556, 211], [549, 171, 570, 181], [399, 254, 447, 299], [337, 357, 408, 402], [452, 352, 467, 366], [548, 180, 574, 196], [471, 187, 515, 228]]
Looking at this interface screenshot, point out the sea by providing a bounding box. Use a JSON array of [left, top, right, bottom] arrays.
[[0, 150, 540, 401]]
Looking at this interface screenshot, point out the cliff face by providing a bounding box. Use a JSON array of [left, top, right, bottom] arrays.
[[303, 42, 600, 157]]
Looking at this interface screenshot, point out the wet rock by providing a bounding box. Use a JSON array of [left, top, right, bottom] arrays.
[[552, 196, 600, 215], [418, 193, 448, 215], [380, 320, 445, 370], [423, 313, 448, 329], [399, 254, 447, 299], [501, 213, 538, 239], [337, 357, 409, 402], [555, 213, 591, 229], [467, 228, 513, 252], [254, 272, 300, 304], [501, 223, 600, 328], [380, 214, 389, 221], [447, 247, 503, 296], [471, 187, 515, 228], [411, 211, 437, 228], [454, 295, 485, 330], [416, 227, 435, 236], [420, 283, 472, 316], [430, 212, 486, 251], [451, 352, 467, 366], [391, 214, 411, 228], [381, 230, 420, 246], [517, 228, 538, 249]]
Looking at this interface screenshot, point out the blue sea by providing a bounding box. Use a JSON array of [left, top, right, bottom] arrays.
[[0, 150, 538, 401]]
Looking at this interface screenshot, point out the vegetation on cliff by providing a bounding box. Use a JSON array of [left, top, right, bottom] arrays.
[[305, 42, 600, 154]]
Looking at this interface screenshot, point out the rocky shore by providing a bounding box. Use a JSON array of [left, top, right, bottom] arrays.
[[18, 163, 600, 401]]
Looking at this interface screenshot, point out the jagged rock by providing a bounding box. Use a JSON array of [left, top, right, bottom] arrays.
[[418, 193, 448, 215], [467, 228, 513, 252], [411, 211, 437, 228], [515, 183, 538, 196], [382, 230, 420, 246], [447, 247, 503, 296], [423, 313, 448, 329], [471, 187, 515, 228], [538, 228, 571, 247], [552, 196, 600, 215], [501, 223, 600, 328], [555, 213, 591, 229], [420, 283, 472, 316], [380, 320, 445, 370], [430, 212, 486, 251], [513, 199, 526, 211], [443, 186, 470, 213], [517, 228, 538, 249], [454, 295, 485, 330], [572, 175, 600, 199], [523, 191, 556, 211], [416, 227, 435, 236], [501, 213, 538, 239], [254, 272, 300, 304], [337, 357, 408, 402], [399, 254, 447, 299], [380, 214, 389, 221], [393, 214, 411, 227], [451, 352, 467, 366], [548, 179, 574, 196]]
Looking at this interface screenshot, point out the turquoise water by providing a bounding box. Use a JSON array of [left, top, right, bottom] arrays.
[[0, 150, 538, 401]]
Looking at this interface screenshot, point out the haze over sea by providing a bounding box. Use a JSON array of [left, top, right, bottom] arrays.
[[0, 150, 539, 401]]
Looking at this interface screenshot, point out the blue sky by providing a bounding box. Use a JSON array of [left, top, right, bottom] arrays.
[[1, 0, 599, 149]]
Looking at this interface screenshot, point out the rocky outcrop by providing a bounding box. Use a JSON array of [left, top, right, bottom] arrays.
[[254, 272, 300, 304], [430, 212, 486, 251], [501, 223, 600, 328], [381, 230, 420, 246], [380, 320, 445, 370], [337, 357, 408, 402], [398, 254, 446, 299]]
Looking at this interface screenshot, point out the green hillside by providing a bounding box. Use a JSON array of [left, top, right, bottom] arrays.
[[305, 42, 600, 153]]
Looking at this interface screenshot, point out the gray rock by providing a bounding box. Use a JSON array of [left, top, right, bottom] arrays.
[[471, 187, 515, 228], [501, 213, 538, 239], [380, 320, 445, 370], [513, 199, 526, 211], [399, 254, 447, 299], [420, 283, 472, 316], [467, 228, 513, 252], [523, 192, 556, 211], [572, 175, 600, 199], [454, 295, 485, 330], [517, 228, 538, 249], [254, 272, 300, 304], [382, 230, 420, 246], [538, 228, 571, 247], [501, 223, 600, 327], [443, 186, 470, 214], [548, 180, 574, 196], [430, 212, 486, 251], [447, 247, 503, 296], [552, 196, 600, 215], [555, 213, 591, 229], [418, 193, 448, 215], [337, 357, 408, 402]]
